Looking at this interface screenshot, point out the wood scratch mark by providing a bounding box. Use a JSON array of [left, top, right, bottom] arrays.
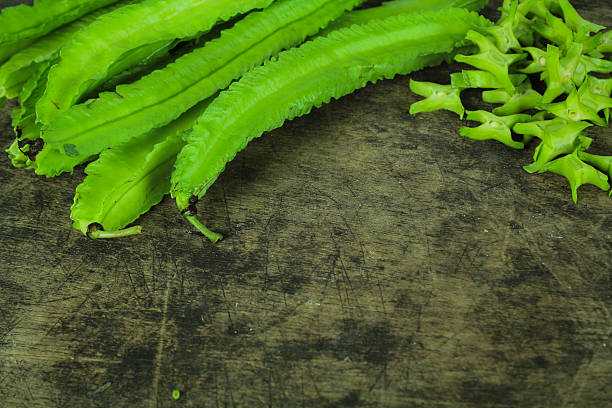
[[453, 243, 469, 275], [377, 280, 386, 314], [151, 268, 172, 408], [223, 363, 236, 407], [221, 183, 232, 233]]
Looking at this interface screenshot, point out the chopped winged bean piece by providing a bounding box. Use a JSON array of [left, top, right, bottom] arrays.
[[557, 0, 605, 34], [598, 31, 612, 53], [531, 8, 574, 47], [536, 152, 610, 203], [542, 89, 607, 126], [520, 46, 548, 74], [577, 77, 612, 123], [578, 152, 612, 196], [455, 30, 526, 92], [460, 110, 531, 149], [478, 0, 521, 52], [541, 43, 583, 103], [483, 80, 542, 115], [514, 119, 593, 172], [451, 70, 526, 89], [409, 80, 465, 118]]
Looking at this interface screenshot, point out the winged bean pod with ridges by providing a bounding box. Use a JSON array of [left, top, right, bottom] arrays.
[[37, 0, 367, 171], [0, 0, 123, 62], [318, 0, 488, 37], [71, 98, 213, 239], [35, 0, 276, 126], [0, 0, 135, 100], [170, 8, 491, 240]]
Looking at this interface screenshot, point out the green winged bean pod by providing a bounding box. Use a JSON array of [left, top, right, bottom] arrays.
[[35, 0, 276, 126], [0, 0, 123, 63], [37, 0, 367, 176], [0, 0, 135, 100], [318, 0, 489, 37], [71, 98, 213, 239], [170, 8, 491, 240]]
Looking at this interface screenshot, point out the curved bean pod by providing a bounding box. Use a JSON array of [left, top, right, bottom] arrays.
[[0, 0, 122, 62], [318, 0, 489, 36], [38, 0, 365, 173], [0, 0, 134, 100], [71, 98, 213, 239], [171, 8, 491, 240], [35, 0, 275, 125]]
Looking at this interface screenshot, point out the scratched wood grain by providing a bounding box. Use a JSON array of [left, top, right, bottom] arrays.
[[0, 1, 611, 407]]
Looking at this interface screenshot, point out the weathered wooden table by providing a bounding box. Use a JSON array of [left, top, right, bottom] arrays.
[[1, 1, 611, 407]]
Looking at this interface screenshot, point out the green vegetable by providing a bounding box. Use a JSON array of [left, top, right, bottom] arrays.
[[318, 0, 489, 36], [35, 0, 276, 125], [0, 0, 122, 62], [71, 97, 213, 238], [460, 110, 531, 149], [37, 0, 366, 174], [0, 0, 134, 100], [409, 80, 465, 118], [454, 29, 526, 93], [578, 152, 612, 196], [542, 88, 607, 126], [482, 79, 542, 116], [450, 69, 526, 89], [536, 152, 610, 203], [514, 118, 592, 172], [170, 8, 490, 240], [409, 0, 612, 202]]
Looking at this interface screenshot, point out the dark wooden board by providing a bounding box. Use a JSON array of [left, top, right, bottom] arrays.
[[0, 1, 611, 407]]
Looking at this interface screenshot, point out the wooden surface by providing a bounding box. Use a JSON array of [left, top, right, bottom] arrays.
[[1, 1, 611, 407]]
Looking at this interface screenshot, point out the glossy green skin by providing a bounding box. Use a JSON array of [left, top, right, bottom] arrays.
[[318, 0, 489, 36], [70, 98, 212, 238], [0, 0, 135, 99], [38, 0, 366, 173], [171, 8, 490, 239], [0, 0, 122, 62], [35, 0, 275, 125]]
